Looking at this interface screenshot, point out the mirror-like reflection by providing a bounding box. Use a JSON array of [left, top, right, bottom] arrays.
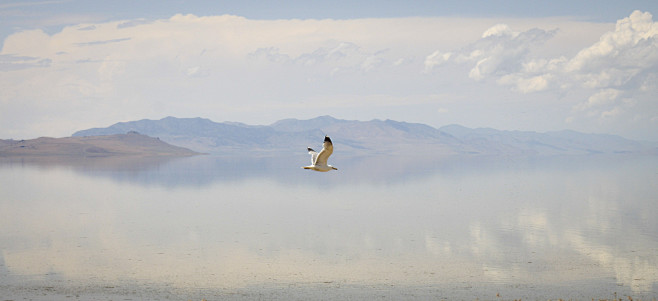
[[1, 154, 656, 299]]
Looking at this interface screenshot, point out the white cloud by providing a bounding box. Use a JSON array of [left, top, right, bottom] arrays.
[[423, 50, 452, 73], [562, 11, 658, 128], [425, 24, 557, 81], [1, 29, 52, 57], [0, 54, 51, 71], [601, 107, 623, 119], [0, 12, 656, 140], [2, 15, 480, 137], [566, 11, 658, 73], [497, 74, 550, 93], [422, 10, 658, 138], [566, 10, 658, 88], [481, 24, 516, 38], [248, 47, 290, 63], [574, 88, 622, 111]]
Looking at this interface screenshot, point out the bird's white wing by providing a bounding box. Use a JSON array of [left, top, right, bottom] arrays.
[[307, 147, 319, 165], [315, 136, 333, 166]]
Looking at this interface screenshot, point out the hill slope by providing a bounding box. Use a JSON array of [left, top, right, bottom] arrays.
[[73, 116, 467, 155], [0, 132, 199, 157], [439, 125, 652, 155], [72, 116, 656, 155]]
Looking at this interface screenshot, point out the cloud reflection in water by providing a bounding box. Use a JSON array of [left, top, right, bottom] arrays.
[[0, 154, 656, 298]]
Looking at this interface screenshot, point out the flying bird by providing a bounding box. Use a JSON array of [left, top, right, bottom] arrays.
[[303, 135, 338, 172]]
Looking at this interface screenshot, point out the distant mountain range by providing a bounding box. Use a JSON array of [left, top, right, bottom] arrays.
[[0, 132, 198, 157], [72, 116, 657, 156]]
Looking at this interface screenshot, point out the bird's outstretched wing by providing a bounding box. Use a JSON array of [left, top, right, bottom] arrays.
[[307, 147, 318, 165], [315, 136, 333, 166]]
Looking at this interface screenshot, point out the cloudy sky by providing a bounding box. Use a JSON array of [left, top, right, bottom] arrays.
[[1, 0, 657, 140]]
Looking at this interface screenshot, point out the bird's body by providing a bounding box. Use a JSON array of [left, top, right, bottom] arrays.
[[303, 135, 338, 172]]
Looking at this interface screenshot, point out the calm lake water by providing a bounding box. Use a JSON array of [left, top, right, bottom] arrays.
[[1, 154, 657, 300]]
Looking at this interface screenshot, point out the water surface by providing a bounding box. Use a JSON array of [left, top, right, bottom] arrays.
[[1, 154, 656, 300]]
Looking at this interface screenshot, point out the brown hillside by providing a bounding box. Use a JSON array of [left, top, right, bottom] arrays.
[[0, 132, 199, 157]]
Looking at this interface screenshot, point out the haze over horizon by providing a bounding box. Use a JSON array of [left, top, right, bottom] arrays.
[[1, 1, 658, 141]]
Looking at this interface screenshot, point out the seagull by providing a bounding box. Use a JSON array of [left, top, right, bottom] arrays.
[[303, 135, 338, 172]]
